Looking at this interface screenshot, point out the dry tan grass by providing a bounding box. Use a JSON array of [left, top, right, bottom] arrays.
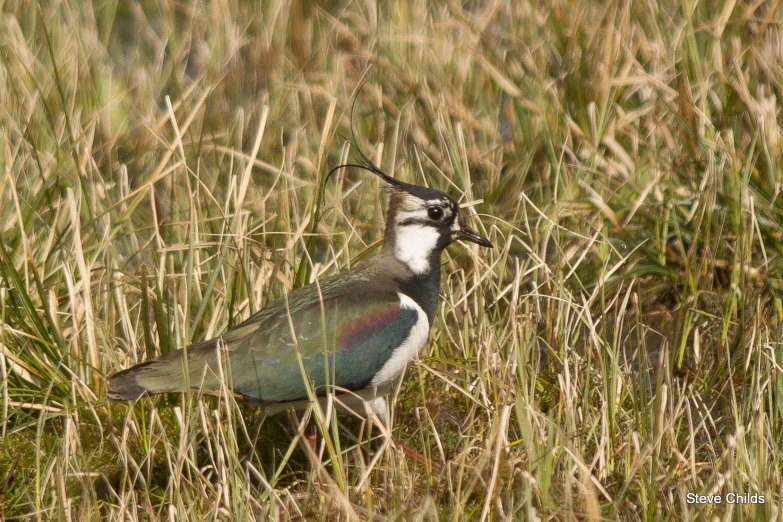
[[1, 0, 783, 520]]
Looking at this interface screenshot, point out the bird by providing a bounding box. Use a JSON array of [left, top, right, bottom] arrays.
[[107, 137, 493, 426]]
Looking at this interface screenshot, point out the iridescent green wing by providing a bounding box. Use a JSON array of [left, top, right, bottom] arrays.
[[225, 286, 419, 402]]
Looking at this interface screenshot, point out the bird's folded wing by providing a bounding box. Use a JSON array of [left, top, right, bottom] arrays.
[[225, 289, 421, 402]]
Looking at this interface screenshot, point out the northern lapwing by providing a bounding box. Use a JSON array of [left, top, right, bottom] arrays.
[[107, 137, 493, 430]]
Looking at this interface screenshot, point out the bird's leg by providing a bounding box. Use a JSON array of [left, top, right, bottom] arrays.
[[368, 397, 442, 473], [398, 442, 439, 471], [304, 420, 319, 459], [287, 409, 321, 470]]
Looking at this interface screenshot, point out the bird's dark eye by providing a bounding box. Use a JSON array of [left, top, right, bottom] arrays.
[[427, 207, 444, 220]]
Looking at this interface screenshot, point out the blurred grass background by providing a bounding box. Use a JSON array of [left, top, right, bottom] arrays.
[[1, 0, 783, 519]]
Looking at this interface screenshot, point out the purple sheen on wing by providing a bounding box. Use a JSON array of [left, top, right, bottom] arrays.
[[338, 305, 400, 350]]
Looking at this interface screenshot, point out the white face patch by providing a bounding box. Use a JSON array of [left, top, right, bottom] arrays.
[[370, 293, 430, 387], [394, 223, 440, 274]]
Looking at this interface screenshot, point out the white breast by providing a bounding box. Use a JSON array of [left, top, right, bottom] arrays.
[[370, 293, 430, 387]]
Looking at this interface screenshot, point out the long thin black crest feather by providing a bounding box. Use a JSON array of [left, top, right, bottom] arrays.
[[322, 90, 405, 199]]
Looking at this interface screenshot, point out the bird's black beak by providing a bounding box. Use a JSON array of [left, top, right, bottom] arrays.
[[458, 225, 493, 248]]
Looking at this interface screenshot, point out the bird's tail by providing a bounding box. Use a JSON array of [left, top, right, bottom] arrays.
[[107, 340, 229, 401]]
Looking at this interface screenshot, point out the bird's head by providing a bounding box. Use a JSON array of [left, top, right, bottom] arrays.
[[326, 124, 492, 275], [382, 182, 492, 272]]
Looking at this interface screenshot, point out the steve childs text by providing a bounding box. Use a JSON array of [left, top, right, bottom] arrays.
[[686, 492, 765, 505]]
